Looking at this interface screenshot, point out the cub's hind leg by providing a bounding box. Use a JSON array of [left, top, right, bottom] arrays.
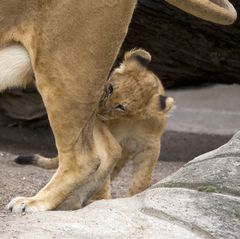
[[111, 151, 131, 180], [87, 175, 111, 204], [91, 175, 111, 200], [128, 147, 160, 196]]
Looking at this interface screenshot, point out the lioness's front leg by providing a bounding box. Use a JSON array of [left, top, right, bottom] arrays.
[[7, 0, 137, 212]]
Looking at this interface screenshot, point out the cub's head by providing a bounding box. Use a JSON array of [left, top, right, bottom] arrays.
[[97, 49, 174, 121]]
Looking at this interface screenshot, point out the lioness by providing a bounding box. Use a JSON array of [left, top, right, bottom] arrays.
[[0, 0, 236, 212], [16, 49, 174, 202]]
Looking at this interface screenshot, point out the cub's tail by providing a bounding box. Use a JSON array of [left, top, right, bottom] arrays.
[[15, 154, 58, 169]]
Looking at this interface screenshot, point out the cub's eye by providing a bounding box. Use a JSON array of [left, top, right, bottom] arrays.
[[104, 83, 113, 94], [108, 84, 113, 94], [115, 104, 125, 112]]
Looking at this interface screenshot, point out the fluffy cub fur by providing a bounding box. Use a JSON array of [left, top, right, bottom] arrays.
[[16, 49, 174, 200]]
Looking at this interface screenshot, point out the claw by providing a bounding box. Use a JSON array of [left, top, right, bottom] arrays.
[[7, 196, 49, 213]]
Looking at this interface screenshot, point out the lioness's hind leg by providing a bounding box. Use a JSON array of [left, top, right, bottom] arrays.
[[128, 148, 159, 196], [15, 155, 58, 169]]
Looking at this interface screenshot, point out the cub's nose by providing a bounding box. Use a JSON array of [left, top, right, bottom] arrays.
[[159, 95, 174, 112]]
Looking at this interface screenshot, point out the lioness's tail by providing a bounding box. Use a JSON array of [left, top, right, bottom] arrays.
[[15, 154, 58, 169]]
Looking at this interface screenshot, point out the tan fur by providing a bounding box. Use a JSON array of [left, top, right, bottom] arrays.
[[26, 49, 174, 203], [3, 0, 236, 212]]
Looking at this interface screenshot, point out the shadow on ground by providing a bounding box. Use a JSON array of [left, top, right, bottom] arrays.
[[0, 126, 231, 161]]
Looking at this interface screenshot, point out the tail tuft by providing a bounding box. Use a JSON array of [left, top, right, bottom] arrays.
[[15, 155, 36, 165]]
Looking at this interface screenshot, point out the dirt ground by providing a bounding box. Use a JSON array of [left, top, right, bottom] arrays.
[[0, 126, 231, 218]]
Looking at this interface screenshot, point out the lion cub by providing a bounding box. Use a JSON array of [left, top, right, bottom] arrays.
[[16, 49, 174, 199]]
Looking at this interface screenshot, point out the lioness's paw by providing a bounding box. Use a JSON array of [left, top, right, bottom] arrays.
[[7, 197, 49, 213]]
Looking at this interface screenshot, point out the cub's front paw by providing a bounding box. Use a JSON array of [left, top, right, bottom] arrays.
[[7, 197, 49, 213]]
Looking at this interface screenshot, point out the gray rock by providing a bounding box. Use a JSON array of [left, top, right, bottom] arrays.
[[1, 131, 240, 239], [143, 188, 240, 239], [155, 131, 240, 196], [1, 197, 203, 239]]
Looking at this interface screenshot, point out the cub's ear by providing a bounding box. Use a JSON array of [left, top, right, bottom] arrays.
[[159, 95, 174, 112], [124, 48, 151, 67]]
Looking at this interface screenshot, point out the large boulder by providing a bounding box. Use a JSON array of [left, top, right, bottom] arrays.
[[1, 131, 240, 239]]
